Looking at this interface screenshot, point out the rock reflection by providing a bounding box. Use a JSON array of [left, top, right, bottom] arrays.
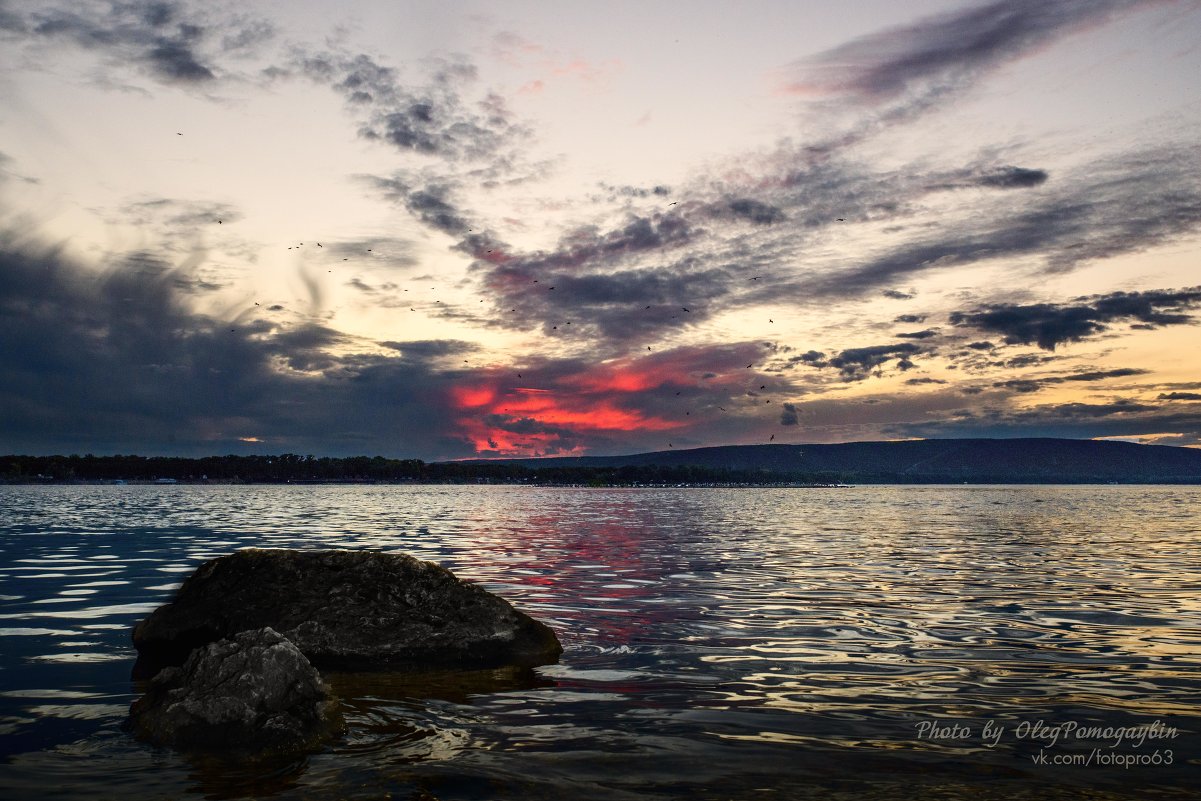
[[328, 664, 555, 707], [180, 752, 310, 801]]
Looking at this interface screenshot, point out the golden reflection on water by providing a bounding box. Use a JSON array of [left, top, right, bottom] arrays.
[[0, 484, 1199, 799]]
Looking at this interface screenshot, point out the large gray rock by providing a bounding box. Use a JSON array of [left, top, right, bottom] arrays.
[[132, 548, 562, 679], [127, 627, 341, 755]]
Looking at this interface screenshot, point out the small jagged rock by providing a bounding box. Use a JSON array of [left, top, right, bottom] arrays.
[[127, 627, 341, 755], [132, 548, 563, 678]]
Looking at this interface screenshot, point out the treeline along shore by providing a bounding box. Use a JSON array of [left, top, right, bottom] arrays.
[[5, 439, 1201, 484], [0, 453, 846, 487]]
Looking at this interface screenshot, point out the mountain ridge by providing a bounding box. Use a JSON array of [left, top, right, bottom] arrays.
[[460, 437, 1201, 482]]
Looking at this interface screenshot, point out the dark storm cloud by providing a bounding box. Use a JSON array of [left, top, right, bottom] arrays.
[[950, 288, 1201, 350], [779, 402, 799, 426], [895, 328, 938, 339], [1, 1, 275, 85], [785, 0, 1156, 103], [0, 235, 482, 459], [1159, 392, 1201, 401]]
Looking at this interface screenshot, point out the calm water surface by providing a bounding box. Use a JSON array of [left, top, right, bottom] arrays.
[[0, 484, 1198, 799]]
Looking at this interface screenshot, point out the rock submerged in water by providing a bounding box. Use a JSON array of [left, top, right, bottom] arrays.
[[127, 627, 341, 755], [132, 548, 563, 679]]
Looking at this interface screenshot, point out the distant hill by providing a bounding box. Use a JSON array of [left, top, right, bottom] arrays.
[[466, 438, 1201, 483], [6, 438, 1200, 484]]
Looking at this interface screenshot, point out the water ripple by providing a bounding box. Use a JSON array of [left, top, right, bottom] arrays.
[[0, 484, 1198, 799]]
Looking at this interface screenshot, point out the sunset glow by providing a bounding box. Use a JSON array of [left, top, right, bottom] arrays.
[[1, 0, 1198, 458]]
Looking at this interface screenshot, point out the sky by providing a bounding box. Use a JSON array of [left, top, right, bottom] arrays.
[[1, 0, 1200, 460]]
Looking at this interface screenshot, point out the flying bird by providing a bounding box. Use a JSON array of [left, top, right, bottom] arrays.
[[770, 434, 775, 441]]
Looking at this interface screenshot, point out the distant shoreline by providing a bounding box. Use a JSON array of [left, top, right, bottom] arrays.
[[4, 439, 1200, 485], [4, 478, 1199, 487]]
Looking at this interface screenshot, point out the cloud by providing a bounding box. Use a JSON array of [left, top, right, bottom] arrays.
[[807, 342, 927, 381], [450, 211, 719, 343], [1159, 392, 1201, 401], [950, 287, 1201, 350], [783, 0, 1157, 104], [444, 342, 782, 455], [1, 0, 275, 86], [292, 49, 529, 163], [726, 199, 786, 225], [993, 367, 1149, 393], [882, 398, 1201, 445], [0, 233, 488, 458], [926, 164, 1050, 191], [779, 402, 799, 426], [790, 144, 1201, 300], [971, 165, 1049, 189]]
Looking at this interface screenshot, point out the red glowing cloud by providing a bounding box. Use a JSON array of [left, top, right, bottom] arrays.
[[450, 385, 496, 408], [448, 344, 766, 456]]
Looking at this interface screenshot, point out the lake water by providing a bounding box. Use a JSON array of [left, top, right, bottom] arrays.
[[1, 484, 1198, 799]]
